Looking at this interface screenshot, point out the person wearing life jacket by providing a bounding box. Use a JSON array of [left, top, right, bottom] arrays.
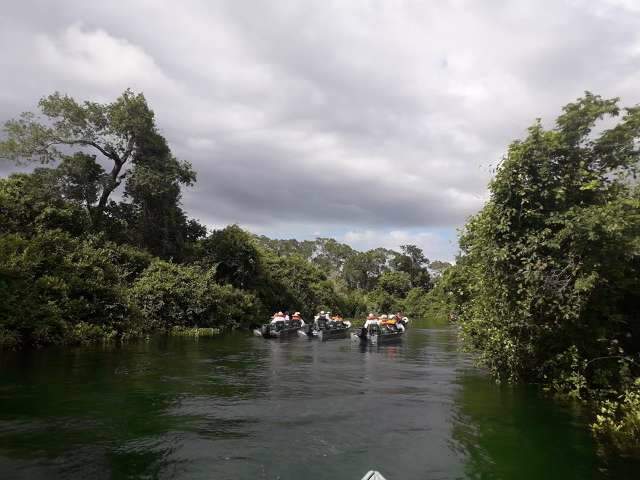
[[380, 314, 396, 331]]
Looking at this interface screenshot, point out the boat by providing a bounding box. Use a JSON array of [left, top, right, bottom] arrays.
[[305, 315, 352, 340], [351, 315, 409, 345], [255, 318, 303, 338], [361, 471, 387, 480]]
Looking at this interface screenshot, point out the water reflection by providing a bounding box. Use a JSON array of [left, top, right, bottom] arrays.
[[1, 324, 638, 479]]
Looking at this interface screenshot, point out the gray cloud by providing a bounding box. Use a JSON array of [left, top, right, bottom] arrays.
[[1, 0, 640, 260]]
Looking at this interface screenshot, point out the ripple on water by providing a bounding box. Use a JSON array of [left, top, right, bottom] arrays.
[[1, 327, 639, 479]]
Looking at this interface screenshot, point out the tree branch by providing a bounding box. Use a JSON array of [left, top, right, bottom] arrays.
[[53, 137, 120, 163]]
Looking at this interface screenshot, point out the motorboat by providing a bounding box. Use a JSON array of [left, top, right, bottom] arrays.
[[254, 318, 303, 338], [305, 315, 352, 340], [351, 316, 409, 345]]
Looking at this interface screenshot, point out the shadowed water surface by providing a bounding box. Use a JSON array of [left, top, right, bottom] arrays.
[[0, 319, 637, 479]]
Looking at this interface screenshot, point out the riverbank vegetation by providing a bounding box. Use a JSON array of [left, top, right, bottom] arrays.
[[432, 93, 640, 451], [0, 90, 449, 349]]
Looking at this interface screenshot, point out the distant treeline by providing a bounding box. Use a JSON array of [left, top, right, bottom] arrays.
[[0, 90, 451, 350], [432, 93, 640, 451]]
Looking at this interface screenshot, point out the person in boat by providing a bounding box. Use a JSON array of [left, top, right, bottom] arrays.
[[284, 311, 290, 321], [292, 311, 305, 326], [271, 311, 285, 324], [364, 313, 378, 327], [394, 312, 406, 332], [361, 313, 378, 337], [316, 311, 329, 330], [380, 314, 397, 332]]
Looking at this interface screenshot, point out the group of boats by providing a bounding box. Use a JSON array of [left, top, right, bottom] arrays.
[[254, 311, 410, 345]]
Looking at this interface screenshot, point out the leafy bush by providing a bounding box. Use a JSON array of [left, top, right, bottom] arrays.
[[0, 231, 138, 347], [593, 378, 640, 450], [257, 253, 338, 318], [130, 260, 258, 330]]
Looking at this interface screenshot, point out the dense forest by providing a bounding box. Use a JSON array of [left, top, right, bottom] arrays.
[[433, 93, 640, 450], [0, 90, 450, 349]]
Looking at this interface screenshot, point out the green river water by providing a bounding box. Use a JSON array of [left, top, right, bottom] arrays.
[[0, 319, 637, 479]]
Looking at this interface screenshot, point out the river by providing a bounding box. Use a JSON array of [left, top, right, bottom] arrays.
[[0, 319, 637, 479]]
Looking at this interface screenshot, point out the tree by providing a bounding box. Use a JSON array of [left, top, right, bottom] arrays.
[[0, 171, 91, 237], [311, 237, 356, 276], [429, 260, 452, 278], [456, 91, 640, 397], [343, 249, 391, 290], [122, 130, 197, 259], [376, 271, 412, 297], [1, 90, 161, 222], [200, 225, 262, 289], [392, 244, 431, 289], [258, 252, 338, 319]]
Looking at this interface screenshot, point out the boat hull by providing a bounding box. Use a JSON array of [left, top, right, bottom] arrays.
[[259, 322, 301, 338], [305, 320, 351, 341], [351, 329, 404, 345], [316, 327, 351, 341]]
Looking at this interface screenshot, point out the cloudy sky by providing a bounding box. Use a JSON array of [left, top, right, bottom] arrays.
[[1, 0, 639, 260]]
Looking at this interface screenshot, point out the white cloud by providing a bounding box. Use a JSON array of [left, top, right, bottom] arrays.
[[35, 24, 179, 95]]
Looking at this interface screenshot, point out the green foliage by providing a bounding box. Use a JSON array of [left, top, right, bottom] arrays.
[[254, 235, 317, 259], [170, 326, 221, 337], [452, 92, 640, 449], [592, 378, 640, 451], [130, 260, 258, 330], [429, 260, 452, 278], [343, 249, 389, 290], [254, 235, 357, 277], [366, 289, 404, 314], [404, 260, 469, 321], [0, 171, 91, 236], [122, 129, 198, 259], [392, 244, 431, 289], [0, 231, 140, 347], [376, 271, 412, 297], [258, 253, 333, 318], [200, 225, 261, 289]]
